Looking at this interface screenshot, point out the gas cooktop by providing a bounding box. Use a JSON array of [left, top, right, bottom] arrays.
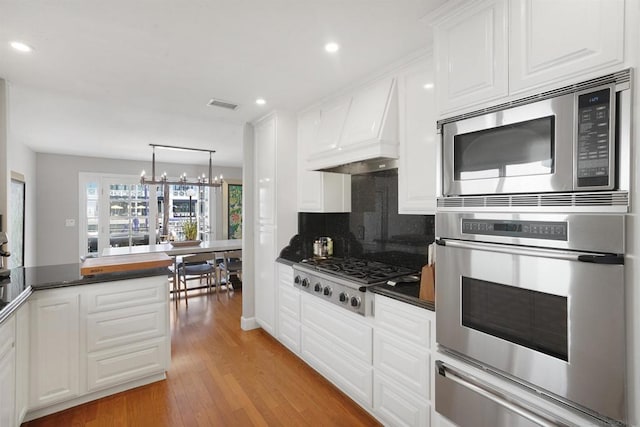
[[298, 257, 417, 285]]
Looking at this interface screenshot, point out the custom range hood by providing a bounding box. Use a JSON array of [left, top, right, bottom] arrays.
[[307, 76, 399, 174]]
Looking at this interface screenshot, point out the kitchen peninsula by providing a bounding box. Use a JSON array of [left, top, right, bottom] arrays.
[[0, 254, 173, 425]]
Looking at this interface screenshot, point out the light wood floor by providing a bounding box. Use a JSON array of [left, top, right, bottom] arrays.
[[23, 289, 381, 427]]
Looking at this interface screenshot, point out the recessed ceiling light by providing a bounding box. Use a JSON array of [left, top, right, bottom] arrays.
[[10, 41, 33, 53], [423, 83, 434, 90], [325, 42, 340, 53], [256, 98, 266, 105]]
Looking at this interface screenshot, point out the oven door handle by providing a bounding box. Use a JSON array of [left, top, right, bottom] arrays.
[[436, 238, 623, 264], [436, 361, 568, 427]]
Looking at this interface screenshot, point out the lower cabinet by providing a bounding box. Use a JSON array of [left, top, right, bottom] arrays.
[[277, 264, 301, 354], [26, 275, 170, 421], [300, 293, 374, 408], [0, 315, 16, 427], [374, 294, 435, 427]]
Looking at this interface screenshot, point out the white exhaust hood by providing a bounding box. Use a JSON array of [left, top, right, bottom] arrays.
[[307, 76, 399, 174]]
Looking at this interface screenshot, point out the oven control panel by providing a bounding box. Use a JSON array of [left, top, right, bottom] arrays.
[[576, 86, 613, 189], [461, 219, 567, 241]]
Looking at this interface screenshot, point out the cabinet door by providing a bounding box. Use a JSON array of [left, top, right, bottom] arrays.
[[297, 109, 351, 212], [313, 97, 351, 156], [255, 116, 277, 225], [374, 372, 431, 427], [30, 294, 81, 408], [398, 59, 438, 214], [0, 316, 16, 427], [340, 77, 394, 148], [255, 225, 276, 336], [509, 0, 625, 94], [15, 304, 29, 425], [434, 0, 508, 114]]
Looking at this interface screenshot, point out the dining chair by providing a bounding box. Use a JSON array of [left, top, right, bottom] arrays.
[[219, 250, 242, 294], [178, 252, 218, 306]]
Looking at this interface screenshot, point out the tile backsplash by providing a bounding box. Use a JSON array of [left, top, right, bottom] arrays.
[[293, 169, 434, 270]]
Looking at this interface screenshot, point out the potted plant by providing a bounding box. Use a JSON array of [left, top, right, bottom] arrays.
[[182, 221, 198, 241]]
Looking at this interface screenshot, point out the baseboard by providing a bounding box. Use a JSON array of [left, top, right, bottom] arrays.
[[241, 316, 259, 330]]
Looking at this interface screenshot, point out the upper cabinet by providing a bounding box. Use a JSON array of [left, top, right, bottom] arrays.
[[306, 77, 399, 171], [433, 0, 508, 114], [297, 109, 351, 213], [430, 0, 626, 116], [397, 58, 438, 214], [509, 0, 625, 95]]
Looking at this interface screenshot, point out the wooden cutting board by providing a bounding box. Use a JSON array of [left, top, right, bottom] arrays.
[[81, 253, 173, 275]]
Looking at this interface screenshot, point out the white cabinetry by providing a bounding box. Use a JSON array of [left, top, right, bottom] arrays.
[[306, 77, 399, 171], [277, 264, 300, 354], [398, 57, 438, 214], [26, 276, 170, 421], [29, 290, 80, 409], [431, 0, 626, 115], [297, 108, 350, 213], [253, 112, 298, 337], [300, 294, 373, 408], [0, 315, 16, 427], [373, 295, 435, 427], [15, 303, 29, 425], [509, 0, 625, 95], [432, 0, 508, 114]]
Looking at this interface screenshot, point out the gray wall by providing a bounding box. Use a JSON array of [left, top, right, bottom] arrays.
[[36, 152, 241, 266]]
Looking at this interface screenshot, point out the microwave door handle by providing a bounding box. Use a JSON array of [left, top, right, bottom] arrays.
[[436, 361, 568, 427], [437, 239, 623, 264]]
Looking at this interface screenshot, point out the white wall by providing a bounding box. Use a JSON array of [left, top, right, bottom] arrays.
[[36, 152, 241, 266], [241, 123, 256, 329], [0, 80, 7, 235]]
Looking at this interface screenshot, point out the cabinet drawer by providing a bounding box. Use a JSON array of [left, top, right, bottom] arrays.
[[86, 303, 167, 353], [87, 337, 168, 392], [374, 371, 431, 427], [301, 325, 372, 407], [0, 315, 15, 359], [85, 277, 167, 314], [278, 312, 300, 354], [375, 295, 432, 348], [279, 284, 300, 320], [374, 329, 430, 399], [302, 294, 372, 363], [278, 263, 294, 284]]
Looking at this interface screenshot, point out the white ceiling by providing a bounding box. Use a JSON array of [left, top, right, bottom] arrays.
[[0, 0, 445, 166]]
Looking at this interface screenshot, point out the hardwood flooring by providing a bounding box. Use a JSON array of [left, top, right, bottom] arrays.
[[23, 289, 381, 427]]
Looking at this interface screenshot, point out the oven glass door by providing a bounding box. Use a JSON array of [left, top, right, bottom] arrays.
[[435, 241, 626, 423], [442, 94, 575, 196]]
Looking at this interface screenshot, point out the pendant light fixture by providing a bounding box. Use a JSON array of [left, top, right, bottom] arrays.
[[139, 144, 223, 187]]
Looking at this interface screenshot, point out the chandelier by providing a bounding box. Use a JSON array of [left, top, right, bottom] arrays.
[[139, 144, 223, 187]]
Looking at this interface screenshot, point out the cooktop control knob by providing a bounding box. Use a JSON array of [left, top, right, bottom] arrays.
[[339, 292, 349, 303], [350, 296, 361, 308], [314, 283, 322, 293], [301, 278, 310, 288], [294, 275, 301, 285], [323, 287, 332, 297]]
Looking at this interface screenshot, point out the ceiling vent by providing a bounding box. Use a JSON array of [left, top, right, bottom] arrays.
[[207, 98, 239, 111]]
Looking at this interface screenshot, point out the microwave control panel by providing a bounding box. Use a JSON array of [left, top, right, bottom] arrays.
[[461, 219, 568, 241], [576, 87, 613, 189]]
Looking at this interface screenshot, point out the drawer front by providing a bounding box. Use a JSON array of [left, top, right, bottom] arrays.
[[301, 294, 372, 363], [279, 284, 300, 320], [278, 263, 294, 285], [278, 312, 300, 354], [86, 303, 167, 353], [375, 295, 432, 348], [0, 315, 15, 359], [87, 337, 168, 392], [374, 329, 430, 399], [374, 372, 431, 427], [85, 277, 167, 314], [301, 325, 373, 407]]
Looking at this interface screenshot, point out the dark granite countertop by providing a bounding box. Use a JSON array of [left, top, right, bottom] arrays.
[[369, 283, 435, 311], [0, 263, 171, 324], [276, 257, 297, 266]]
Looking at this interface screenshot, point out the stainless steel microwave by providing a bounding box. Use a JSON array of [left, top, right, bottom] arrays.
[[439, 70, 632, 197]]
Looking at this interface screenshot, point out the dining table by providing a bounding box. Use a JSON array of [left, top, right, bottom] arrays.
[[102, 239, 242, 285]]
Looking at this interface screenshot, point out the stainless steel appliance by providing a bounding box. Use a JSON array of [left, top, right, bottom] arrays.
[[293, 257, 416, 316], [435, 211, 626, 425], [0, 232, 10, 279], [313, 237, 333, 258], [439, 69, 631, 197]]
